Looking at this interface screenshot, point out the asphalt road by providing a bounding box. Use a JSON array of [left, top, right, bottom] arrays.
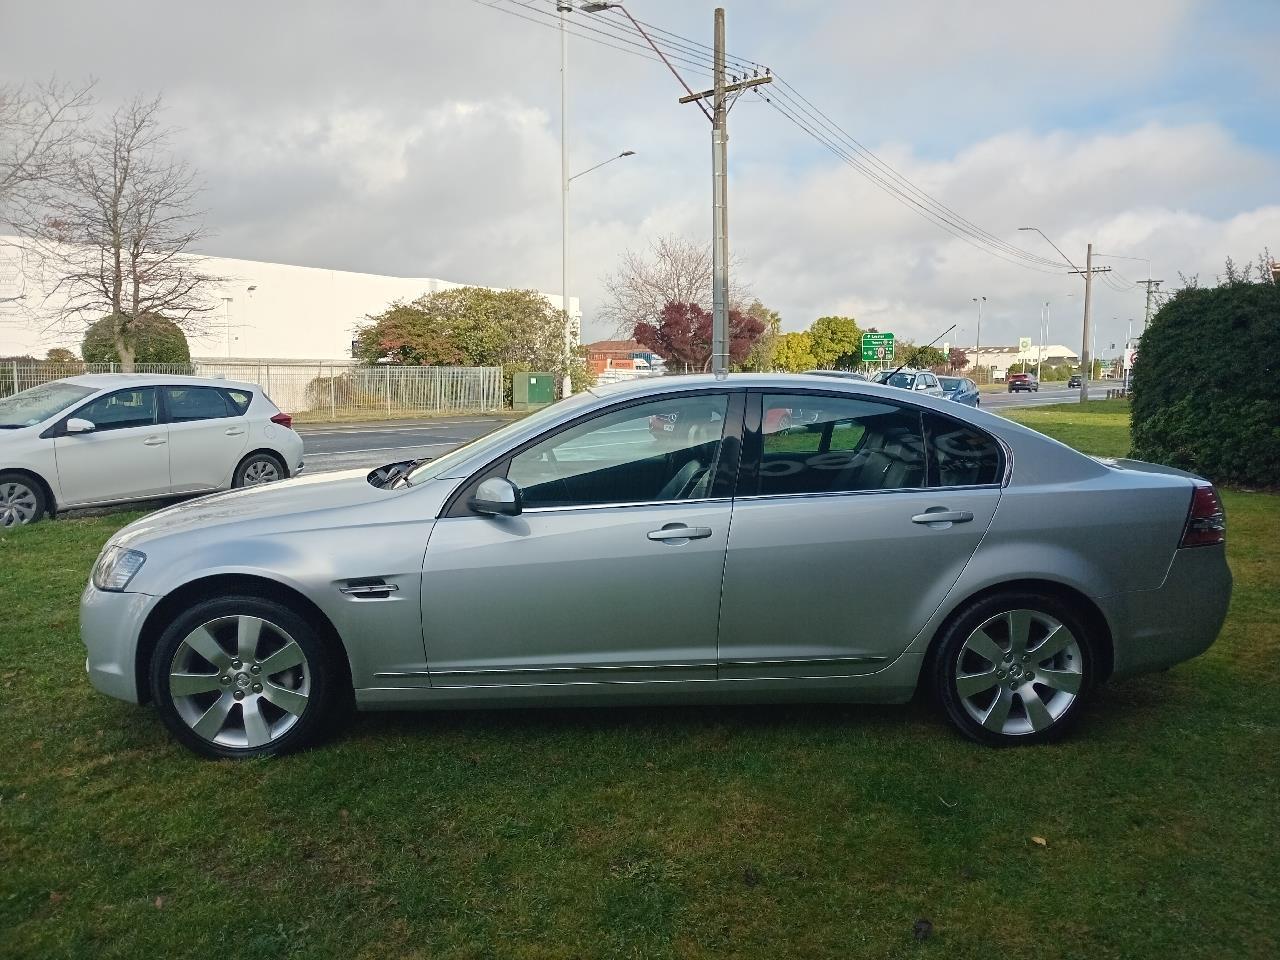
[[297, 383, 1113, 476]]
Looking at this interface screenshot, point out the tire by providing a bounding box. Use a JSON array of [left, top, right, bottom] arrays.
[[0, 471, 47, 527], [931, 591, 1096, 746], [149, 594, 344, 759], [233, 451, 285, 488]]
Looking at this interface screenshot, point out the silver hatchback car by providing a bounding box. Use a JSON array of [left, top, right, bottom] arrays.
[[81, 374, 1231, 758]]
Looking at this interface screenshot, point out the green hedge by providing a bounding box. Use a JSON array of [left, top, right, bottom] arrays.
[[1130, 280, 1279, 487]]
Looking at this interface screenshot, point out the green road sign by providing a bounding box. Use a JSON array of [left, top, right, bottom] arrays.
[[862, 332, 894, 362]]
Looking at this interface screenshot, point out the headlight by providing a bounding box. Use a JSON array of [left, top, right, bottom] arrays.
[[92, 545, 147, 592]]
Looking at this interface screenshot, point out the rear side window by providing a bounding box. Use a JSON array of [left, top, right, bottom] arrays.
[[223, 389, 252, 415], [757, 394, 926, 495], [924, 413, 1003, 487], [163, 386, 233, 422]]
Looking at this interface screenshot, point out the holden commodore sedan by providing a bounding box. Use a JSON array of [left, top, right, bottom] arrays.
[[80, 374, 1231, 758]]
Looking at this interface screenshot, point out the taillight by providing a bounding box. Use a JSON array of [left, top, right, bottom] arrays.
[[1180, 483, 1225, 548], [270, 412, 293, 429]]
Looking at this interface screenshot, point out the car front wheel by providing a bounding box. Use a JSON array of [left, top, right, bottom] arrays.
[[150, 595, 344, 759], [0, 472, 47, 527], [932, 592, 1095, 746]]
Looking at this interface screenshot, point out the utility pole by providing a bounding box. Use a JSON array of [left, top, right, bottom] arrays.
[[677, 8, 771, 374], [1135, 278, 1162, 338], [558, 0, 573, 398], [971, 296, 985, 380], [1066, 244, 1111, 401]]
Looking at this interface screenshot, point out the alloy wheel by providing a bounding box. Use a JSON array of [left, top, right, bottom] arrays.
[[954, 608, 1083, 736], [167, 615, 311, 749], [0, 481, 39, 527]]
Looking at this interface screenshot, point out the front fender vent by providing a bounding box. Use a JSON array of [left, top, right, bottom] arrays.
[[339, 578, 399, 600]]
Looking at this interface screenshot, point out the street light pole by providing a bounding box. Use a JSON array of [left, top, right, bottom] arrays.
[[558, 0, 572, 398], [971, 296, 986, 380]]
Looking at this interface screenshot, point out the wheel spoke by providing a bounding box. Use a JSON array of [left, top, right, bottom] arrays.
[[257, 641, 305, 676], [192, 693, 235, 740], [980, 686, 1014, 732], [182, 625, 231, 669], [169, 672, 223, 697], [1020, 686, 1054, 732], [242, 698, 272, 747], [956, 669, 1001, 699], [1007, 610, 1033, 656], [261, 681, 308, 717], [1037, 668, 1082, 695], [963, 628, 1006, 666], [1030, 624, 1076, 663], [236, 616, 264, 662]]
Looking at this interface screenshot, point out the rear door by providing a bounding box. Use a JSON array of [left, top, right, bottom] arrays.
[[52, 386, 171, 504], [717, 391, 1004, 679], [161, 385, 251, 492]]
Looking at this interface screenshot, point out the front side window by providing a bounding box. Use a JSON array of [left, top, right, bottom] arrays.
[[163, 386, 233, 422], [0, 382, 94, 428], [758, 394, 925, 495], [507, 394, 730, 508], [924, 412, 1003, 487], [73, 387, 158, 432]]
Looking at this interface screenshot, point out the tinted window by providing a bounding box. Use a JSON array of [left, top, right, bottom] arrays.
[[74, 388, 157, 432], [163, 386, 233, 422], [224, 389, 252, 414], [757, 394, 925, 495], [507, 394, 729, 508], [924, 413, 1003, 487]]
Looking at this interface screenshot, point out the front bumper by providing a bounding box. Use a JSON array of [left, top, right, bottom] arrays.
[[80, 583, 159, 703], [1101, 545, 1232, 678]]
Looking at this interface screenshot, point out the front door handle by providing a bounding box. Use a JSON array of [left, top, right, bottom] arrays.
[[911, 509, 974, 525], [143, 436, 167, 446], [648, 524, 713, 542]]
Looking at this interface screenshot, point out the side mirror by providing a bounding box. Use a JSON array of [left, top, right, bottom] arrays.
[[65, 417, 96, 435], [916, 383, 930, 391], [469, 476, 522, 517]]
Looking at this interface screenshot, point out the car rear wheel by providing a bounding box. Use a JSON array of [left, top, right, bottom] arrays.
[[150, 595, 343, 759], [234, 452, 285, 488], [0, 472, 46, 527], [932, 592, 1094, 746]]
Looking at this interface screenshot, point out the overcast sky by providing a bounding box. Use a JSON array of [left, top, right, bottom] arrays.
[[3, 0, 1278, 354]]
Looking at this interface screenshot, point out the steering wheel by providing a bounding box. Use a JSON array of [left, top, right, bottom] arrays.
[[658, 459, 702, 501]]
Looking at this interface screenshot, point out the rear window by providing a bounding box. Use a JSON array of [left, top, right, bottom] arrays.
[[223, 389, 253, 414]]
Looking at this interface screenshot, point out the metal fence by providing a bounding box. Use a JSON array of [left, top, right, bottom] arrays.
[[1, 359, 504, 420]]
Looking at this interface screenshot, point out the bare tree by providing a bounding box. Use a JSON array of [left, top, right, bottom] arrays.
[[17, 95, 220, 370], [0, 79, 93, 220], [598, 234, 749, 338]]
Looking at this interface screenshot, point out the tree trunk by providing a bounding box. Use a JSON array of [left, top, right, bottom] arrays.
[[114, 315, 136, 373]]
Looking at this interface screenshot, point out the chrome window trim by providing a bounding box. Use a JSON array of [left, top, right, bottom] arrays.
[[730, 483, 1002, 504], [519, 496, 733, 515]]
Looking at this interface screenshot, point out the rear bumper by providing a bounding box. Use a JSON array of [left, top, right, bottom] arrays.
[[1101, 545, 1232, 678], [81, 583, 158, 703]]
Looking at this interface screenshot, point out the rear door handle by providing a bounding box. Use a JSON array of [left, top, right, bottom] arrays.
[[143, 436, 167, 446], [911, 510, 973, 525], [648, 525, 713, 542], [225, 428, 246, 437]]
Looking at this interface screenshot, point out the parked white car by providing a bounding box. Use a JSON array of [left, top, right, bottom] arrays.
[[0, 374, 304, 526]]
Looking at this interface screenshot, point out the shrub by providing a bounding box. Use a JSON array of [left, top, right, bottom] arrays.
[[82, 313, 192, 366], [1130, 279, 1279, 487]]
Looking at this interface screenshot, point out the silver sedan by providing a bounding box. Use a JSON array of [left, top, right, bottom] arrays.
[[81, 374, 1231, 758]]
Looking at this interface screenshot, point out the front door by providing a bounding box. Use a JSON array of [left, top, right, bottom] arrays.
[[717, 391, 1004, 679], [53, 386, 171, 505], [161, 386, 251, 492], [421, 391, 742, 687]]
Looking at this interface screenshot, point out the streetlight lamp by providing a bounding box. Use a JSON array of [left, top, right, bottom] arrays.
[[971, 296, 986, 380]]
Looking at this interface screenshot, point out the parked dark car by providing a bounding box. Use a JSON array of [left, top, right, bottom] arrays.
[[1067, 375, 1083, 388], [939, 376, 980, 407], [1007, 372, 1039, 393]]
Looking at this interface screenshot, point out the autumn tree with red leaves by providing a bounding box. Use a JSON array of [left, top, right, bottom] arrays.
[[632, 301, 765, 372]]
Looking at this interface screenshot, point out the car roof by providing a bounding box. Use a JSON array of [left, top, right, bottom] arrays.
[[60, 373, 260, 392]]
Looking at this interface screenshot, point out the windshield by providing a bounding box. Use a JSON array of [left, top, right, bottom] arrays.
[[882, 373, 917, 389], [0, 381, 95, 428], [405, 390, 598, 484], [939, 377, 962, 391]]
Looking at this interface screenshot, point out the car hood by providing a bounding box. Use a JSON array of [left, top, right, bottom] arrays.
[[112, 468, 394, 548]]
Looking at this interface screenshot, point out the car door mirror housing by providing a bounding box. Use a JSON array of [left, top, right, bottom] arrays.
[[469, 477, 522, 516], [65, 417, 96, 434]]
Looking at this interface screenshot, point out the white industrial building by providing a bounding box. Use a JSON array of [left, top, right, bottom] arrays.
[[0, 236, 579, 360]]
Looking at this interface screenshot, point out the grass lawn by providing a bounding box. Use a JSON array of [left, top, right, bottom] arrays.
[[999, 399, 1133, 458], [2, 407, 1277, 958]]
